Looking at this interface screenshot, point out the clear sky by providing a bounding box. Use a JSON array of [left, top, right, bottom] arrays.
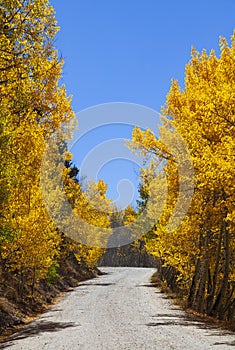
[[50, 0, 235, 208]]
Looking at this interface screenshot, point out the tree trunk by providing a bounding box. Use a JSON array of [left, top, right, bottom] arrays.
[[207, 228, 223, 314]]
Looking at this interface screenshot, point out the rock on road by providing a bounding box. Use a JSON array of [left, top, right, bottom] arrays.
[[1, 267, 234, 350]]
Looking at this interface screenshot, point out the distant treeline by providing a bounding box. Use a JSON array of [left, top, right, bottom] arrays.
[[99, 243, 157, 267]]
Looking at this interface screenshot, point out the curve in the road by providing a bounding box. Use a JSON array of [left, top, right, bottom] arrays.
[[0, 267, 234, 350]]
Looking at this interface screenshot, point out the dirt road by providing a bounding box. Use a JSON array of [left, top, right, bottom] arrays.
[[0, 267, 234, 349]]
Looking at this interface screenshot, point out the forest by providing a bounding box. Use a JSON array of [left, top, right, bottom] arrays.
[[128, 35, 235, 323], [0, 0, 234, 333]]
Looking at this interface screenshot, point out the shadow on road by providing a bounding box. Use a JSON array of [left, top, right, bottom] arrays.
[[213, 340, 235, 347], [78, 283, 115, 287], [137, 283, 160, 288], [147, 312, 218, 330], [0, 320, 79, 349], [146, 312, 235, 345]]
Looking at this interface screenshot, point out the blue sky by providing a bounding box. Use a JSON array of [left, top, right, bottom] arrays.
[[50, 0, 235, 208]]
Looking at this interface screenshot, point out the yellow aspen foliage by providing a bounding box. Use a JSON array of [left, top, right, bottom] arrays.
[[129, 32, 235, 321], [0, 0, 90, 295], [62, 166, 111, 267]]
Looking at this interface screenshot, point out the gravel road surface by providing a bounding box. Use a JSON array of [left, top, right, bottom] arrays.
[[0, 267, 234, 350]]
